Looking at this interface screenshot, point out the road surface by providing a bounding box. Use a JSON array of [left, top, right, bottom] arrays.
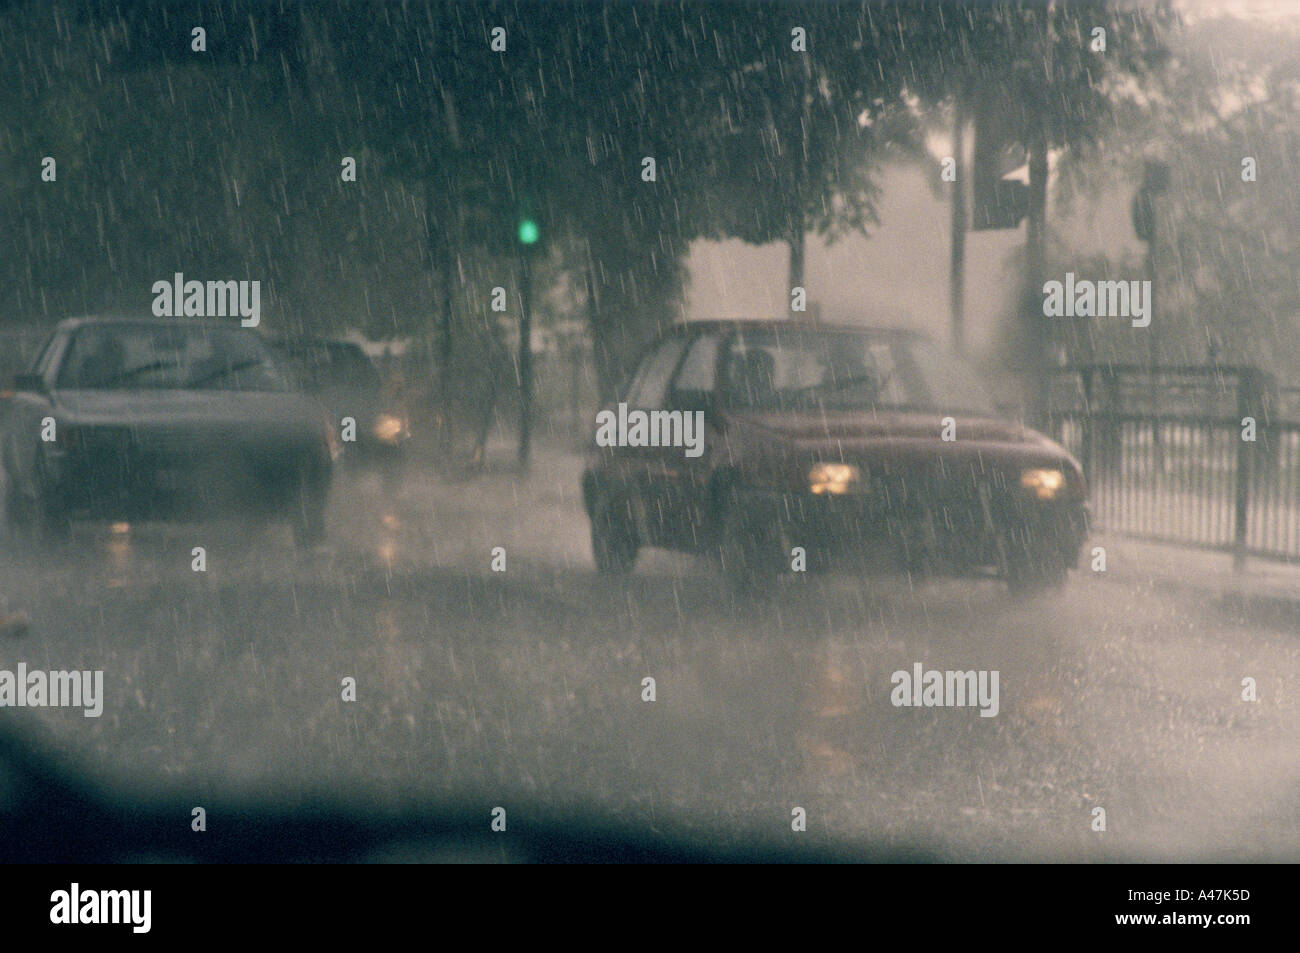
[[1, 447, 1296, 861]]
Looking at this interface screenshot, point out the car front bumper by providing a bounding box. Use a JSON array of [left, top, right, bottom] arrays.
[[40, 436, 331, 520], [732, 484, 1089, 575]]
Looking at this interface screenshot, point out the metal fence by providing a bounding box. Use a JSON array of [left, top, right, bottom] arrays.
[[1050, 364, 1300, 566]]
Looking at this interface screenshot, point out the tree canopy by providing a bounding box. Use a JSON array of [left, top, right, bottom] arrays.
[[0, 1, 1173, 397]]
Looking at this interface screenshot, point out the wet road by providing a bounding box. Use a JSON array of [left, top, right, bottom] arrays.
[[2, 449, 1297, 861]]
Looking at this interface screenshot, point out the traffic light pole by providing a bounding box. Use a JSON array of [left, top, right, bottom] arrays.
[[517, 249, 533, 469]]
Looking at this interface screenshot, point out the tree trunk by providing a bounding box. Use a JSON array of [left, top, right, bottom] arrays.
[[791, 51, 811, 316], [788, 227, 805, 310], [430, 76, 463, 465], [1023, 132, 1050, 431], [438, 244, 455, 459], [949, 97, 966, 352], [585, 256, 618, 405], [425, 181, 456, 461]]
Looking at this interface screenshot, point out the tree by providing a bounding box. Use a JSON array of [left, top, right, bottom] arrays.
[[909, 0, 1172, 423], [695, 3, 928, 298]]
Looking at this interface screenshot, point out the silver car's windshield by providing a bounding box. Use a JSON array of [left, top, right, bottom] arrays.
[[56, 324, 294, 393]]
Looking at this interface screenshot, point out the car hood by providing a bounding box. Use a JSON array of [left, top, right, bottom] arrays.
[[726, 408, 1075, 466], [732, 408, 1035, 442], [50, 388, 326, 431], [310, 384, 387, 423]]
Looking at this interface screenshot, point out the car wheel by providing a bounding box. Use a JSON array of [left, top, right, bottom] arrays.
[[1006, 544, 1068, 595], [291, 505, 326, 549], [717, 502, 782, 596], [591, 491, 638, 576], [35, 492, 72, 543], [23, 459, 72, 543], [290, 479, 328, 549], [4, 478, 33, 532]]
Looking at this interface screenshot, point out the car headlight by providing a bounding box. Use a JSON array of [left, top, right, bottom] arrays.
[[809, 462, 862, 495], [371, 413, 407, 445], [1020, 468, 1066, 500]]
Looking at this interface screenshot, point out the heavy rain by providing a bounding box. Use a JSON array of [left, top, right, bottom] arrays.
[[0, 0, 1297, 872]]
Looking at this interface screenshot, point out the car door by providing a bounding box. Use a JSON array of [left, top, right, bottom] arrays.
[[657, 331, 723, 551], [608, 335, 687, 548], [4, 329, 66, 498]]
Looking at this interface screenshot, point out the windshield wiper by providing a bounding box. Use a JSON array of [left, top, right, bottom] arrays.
[[795, 371, 878, 395], [789, 371, 894, 398], [187, 359, 265, 388], [94, 360, 175, 386]]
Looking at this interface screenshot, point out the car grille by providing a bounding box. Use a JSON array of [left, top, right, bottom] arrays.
[[62, 424, 318, 514], [864, 461, 1025, 564], [877, 461, 1007, 514]]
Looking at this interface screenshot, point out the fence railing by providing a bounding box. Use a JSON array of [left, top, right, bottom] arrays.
[[1050, 365, 1300, 566]]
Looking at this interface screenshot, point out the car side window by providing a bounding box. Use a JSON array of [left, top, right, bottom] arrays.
[[670, 334, 719, 398], [33, 330, 65, 383], [625, 338, 686, 409], [723, 333, 783, 409]]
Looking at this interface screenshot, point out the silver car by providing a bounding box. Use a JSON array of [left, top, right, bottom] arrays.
[[2, 316, 337, 546]]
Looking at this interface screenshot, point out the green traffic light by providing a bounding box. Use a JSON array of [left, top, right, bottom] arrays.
[[517, 219, 540, 245]]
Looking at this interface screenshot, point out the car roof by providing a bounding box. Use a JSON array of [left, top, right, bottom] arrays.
[[267, 336, 364, 351], [666, 319, 929, 340], [54, 314, 252, 332]]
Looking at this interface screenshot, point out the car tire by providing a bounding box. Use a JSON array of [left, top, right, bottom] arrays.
[[1005, 543, 1068, 595], [35, 492, 72, 543], [591, 491, 638, 576], [23, 457, 72, 543], [291, 506, 326, 549], [4, 478, 33, 532], [717, 501, 782, 596], [290, 479, 328, 549]]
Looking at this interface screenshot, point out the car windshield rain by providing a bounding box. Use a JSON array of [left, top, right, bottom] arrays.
[[725, 330, 998, 416], [2, 0, 1298, 884], [56, 324, 293, 393]]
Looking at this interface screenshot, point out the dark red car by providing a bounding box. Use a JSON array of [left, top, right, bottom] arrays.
[[581, 320, 1088, 593]]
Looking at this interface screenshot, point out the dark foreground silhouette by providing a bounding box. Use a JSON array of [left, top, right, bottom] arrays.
[[0, 724, 936, 864]]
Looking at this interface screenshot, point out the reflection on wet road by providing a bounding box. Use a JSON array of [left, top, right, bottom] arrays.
[[1, 453, 1297, 860]]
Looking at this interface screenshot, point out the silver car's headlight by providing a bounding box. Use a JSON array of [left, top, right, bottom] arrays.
[[371, 414, 407, 445]]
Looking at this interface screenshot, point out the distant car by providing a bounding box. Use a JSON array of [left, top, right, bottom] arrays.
[[2, 316, 337, 546], [269, 337, 409, 489], [581, 321, 1089, 593]]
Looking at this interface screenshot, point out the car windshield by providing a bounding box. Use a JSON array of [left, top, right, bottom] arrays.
[[722, 329, 997, 416], [56, 323, 294, 393], [276, 342, 382, 392]]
